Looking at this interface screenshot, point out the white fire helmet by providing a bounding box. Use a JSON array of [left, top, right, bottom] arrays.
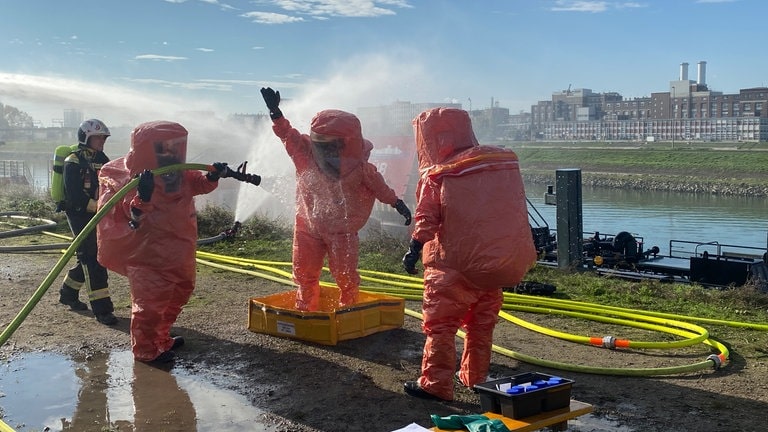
[[78, 119, 111, 146]]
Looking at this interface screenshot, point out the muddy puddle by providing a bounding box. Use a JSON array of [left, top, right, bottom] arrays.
[[0, 350, 277, 431], [0, 351, 635, 432]]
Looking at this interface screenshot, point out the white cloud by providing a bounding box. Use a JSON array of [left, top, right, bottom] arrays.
[[134, 54, 188, 61], [551, 1, 609, 12], [274, 0, 412, 18], [240, 1, 412, 24], [197, 48, 214, 52], [550, 0, 649, 12], [240, 11, 305, 24], [199, 0, 237, 10]]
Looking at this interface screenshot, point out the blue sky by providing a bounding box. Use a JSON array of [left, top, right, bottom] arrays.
[[0, 0, 762, 127]]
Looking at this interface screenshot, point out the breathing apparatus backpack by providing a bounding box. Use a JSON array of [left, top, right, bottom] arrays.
[[51, 144, 80, 212]]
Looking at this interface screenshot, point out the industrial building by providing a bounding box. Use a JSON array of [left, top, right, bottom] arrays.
[[531, 61, 768, 142]]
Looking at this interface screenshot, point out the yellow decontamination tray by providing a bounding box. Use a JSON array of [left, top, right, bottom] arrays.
[[248, 286, 405, 345]]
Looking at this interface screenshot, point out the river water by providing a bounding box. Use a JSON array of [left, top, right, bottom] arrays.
[[524, 182, 768, 255]]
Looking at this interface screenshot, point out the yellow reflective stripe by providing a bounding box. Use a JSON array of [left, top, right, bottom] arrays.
[[63, 275, 84, 289], [88, 288, 111, 301]]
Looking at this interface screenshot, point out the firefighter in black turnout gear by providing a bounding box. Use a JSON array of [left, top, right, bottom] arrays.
[[58, 119, 118, 326]]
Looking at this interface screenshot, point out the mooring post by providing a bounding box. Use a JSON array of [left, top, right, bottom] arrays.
[[555, 169, 583, 270]]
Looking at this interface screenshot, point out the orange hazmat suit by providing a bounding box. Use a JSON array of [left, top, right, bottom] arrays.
[[270, 110, 402, 311], [408, 108, 537, 401], [97, 121, 218, 362]]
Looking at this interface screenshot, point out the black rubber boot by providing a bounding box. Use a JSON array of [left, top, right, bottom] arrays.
[[95, 312, 118, 326], [92, 298, 117, 325], [59, 286, 87, 311]]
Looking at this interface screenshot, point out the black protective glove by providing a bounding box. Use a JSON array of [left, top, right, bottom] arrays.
[[402, 238, 423, 275], [393, 199, 412, 226], [137, 169, 154, 202], [260, 87, 283, 120], [207, 162, 230, 181]]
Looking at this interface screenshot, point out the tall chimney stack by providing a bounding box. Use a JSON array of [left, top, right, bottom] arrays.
[[697, 61, 707, 85], [679, 62, 689, 81]]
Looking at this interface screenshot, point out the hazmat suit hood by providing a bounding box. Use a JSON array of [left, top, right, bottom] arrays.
[[309, 109, 364, 178], [126, 121, 188, 174], [413, 107, 479, 172], [125, 121, 188, 193]]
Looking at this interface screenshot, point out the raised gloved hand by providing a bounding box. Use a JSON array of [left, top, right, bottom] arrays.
[[207, 162, 231, 181], [393, 199, 412, 226], [137, 169, 154, 202], [260, 87, 283, 120], [402, 238, 423, 275]]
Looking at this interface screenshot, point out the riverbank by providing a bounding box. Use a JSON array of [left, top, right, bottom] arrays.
[[522, 170, 768, 196], [515, 145, 768, 196]]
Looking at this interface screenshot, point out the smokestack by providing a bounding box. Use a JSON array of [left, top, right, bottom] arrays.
[[697, 61, 707, 85], [679, 62, 689, 81]]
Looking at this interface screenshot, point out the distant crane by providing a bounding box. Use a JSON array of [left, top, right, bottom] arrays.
[[566, 84, 572, 96]]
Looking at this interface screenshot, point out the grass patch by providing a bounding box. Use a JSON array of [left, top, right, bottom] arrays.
[[515, 147, 768, 179]]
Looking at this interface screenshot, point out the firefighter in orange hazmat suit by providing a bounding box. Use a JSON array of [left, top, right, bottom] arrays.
[[260, 87, 412, 311], [97, 120, 260, 363], [402, 108, 537, 401]]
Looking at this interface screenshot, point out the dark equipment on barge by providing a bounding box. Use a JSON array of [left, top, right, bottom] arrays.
[[528, 173, 768, 291]]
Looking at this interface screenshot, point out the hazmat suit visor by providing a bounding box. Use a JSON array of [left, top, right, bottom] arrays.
[[310, 132, 344, 178], [310, 110, 363, 177], [413, 107, 478, 171]]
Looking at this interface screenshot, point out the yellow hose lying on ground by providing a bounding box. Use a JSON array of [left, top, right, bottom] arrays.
[[195, 251, 735, 376], [0, 217, 743, 376]]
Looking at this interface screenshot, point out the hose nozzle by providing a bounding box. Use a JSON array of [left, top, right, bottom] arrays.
[[225, 161, 261, 186]]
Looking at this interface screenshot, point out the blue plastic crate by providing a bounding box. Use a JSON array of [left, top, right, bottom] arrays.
[[474, 372, 573, 419]]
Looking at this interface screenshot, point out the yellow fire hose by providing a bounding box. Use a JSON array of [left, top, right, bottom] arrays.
[[0, 193, 756, 374], [193, 251, 737, 376]]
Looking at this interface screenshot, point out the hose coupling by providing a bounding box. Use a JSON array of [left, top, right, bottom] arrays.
[[707, 354, 723, 370], [602, 335, 617, 349]]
